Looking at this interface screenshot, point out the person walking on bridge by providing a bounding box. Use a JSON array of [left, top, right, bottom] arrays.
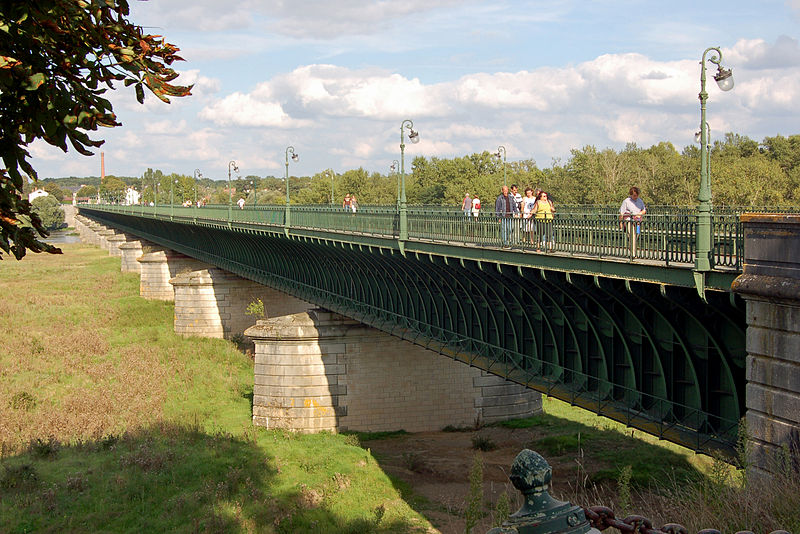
[[495, 185, 519, 249], [462, 193, 472, 220]]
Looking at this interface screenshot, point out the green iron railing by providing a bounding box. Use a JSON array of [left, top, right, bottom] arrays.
[[80, 202, 800, 271]]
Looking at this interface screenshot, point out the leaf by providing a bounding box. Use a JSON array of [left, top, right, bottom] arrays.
[[25, 73, 46, 91], [0, 56, 21, 69], [134, 82, 144, 104]]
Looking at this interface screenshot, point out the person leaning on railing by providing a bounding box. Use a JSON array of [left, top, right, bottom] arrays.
[[619, 186, 646, 257], [533, 190, 555, 252]]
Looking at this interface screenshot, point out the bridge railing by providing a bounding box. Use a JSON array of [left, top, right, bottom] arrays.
[[82, 202, 800, 270]]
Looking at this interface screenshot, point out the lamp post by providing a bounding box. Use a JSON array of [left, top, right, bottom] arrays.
[[170, 177, 178, 220], [326, 169, 335, 206], [193, 169, 202, 221], [253, 178, 258, 207], [391, 160, 399, 210], [494, 145, 507, 187], [696, 46, 733, 273], [399, 120, 419, 246], [285, 146, 298, 236], [228, 160, 238, 223]]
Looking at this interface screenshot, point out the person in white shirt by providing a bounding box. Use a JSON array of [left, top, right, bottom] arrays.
[[237, 197, 245, 209], [619, 187, 646, 257]]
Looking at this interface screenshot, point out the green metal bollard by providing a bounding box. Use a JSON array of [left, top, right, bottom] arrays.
[[487, 449, 597, 534]]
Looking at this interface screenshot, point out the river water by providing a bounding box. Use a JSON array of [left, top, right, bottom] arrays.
[[43, 230, 82, 245]]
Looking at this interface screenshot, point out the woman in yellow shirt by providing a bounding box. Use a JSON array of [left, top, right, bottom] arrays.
[[533, 191, 555, 252]]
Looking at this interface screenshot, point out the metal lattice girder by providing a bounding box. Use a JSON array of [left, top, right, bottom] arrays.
[[81, 208, 746, 454]]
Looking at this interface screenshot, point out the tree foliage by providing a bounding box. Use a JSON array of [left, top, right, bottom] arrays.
[[30, 194, 64, 230], [0, 0, 191, 259]]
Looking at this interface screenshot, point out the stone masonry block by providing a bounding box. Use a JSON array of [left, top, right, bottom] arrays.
[[747, 355, 800, 392], [746, 383, 800, 423], [746, 326, 800, 363]]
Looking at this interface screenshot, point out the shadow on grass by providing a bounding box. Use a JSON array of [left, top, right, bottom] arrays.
[[0, 422, 427, 533]]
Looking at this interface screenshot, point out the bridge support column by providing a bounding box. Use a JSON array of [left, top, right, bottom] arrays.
[[85, 221, 105, 246], [137, 249, 209, 301], [169, 268, 308, 340], [732, 214, 800, 477], [106, 234, 127, 257], [245, 309, 542, 433], [97, 229, 117, 251], [119, 241, 146, 273]]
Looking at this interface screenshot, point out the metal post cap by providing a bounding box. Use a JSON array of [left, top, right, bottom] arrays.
[[487, 449, 592, 534]]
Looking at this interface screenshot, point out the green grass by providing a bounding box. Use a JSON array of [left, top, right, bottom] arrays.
[[0, 244, 432, 533]]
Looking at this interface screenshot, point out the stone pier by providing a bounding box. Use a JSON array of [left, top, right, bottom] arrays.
[[97, 228, 116, 251], [245, 309, 542, 433], [170, 268, 309, 340], [137, 249, 210, 301], [106, 234, 127, 257], [119, 241, 145, 273], [732, 214, 800, 477]]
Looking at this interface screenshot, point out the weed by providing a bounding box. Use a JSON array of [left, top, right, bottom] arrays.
[[402, 452, 429, 473], [0, 464, 38, 490], [464, 453, 484, 534], [28, 437, 60, 459], [616, 464, 632, 515], [471, 434, 498, 451], [492, 491, 510, 527], [9, 391, 36, 411], [245, 298, 266, 319], [66, 472, 88, 492], [119, 441, 173, 472]]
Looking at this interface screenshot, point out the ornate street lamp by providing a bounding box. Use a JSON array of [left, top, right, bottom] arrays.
[[193, 169, 202, 220], [696, 47, 733, 274], [399, 120, 419, 246], [193, 169, 202, 207], [391, 159, 399, 209], [326, 169, 335, 206], [170, 177, 178, 220], [285, 146, 299, 235], [228, 160, 239, 223], [494, 145, 507, 187], [253, 177, 258, 207]]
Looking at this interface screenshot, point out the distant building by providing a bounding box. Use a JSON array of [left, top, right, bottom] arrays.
[[28, 188, 49, 202], [124, 187, 141, 206]]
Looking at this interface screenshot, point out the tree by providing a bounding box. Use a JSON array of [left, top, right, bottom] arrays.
[[0, 1, 191, 259], [76, 185, 97, 199], [30, 195, 65, 230], [42, 182, 67, 202]]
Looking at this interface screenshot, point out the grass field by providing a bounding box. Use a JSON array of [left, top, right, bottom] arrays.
[[1, 243, 797, 534], [0, 245, 433, 533]]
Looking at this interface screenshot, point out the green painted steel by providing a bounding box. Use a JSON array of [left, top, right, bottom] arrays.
[[81, 204, 749, 453]]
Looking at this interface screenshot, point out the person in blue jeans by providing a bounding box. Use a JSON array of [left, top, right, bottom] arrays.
[[495, 185, 519, 248]]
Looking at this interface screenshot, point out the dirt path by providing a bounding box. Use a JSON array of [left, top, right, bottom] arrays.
[[363, 425, 616, 534]]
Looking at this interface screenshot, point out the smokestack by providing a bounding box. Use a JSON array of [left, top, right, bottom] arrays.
[[101, 151, 105, 180]]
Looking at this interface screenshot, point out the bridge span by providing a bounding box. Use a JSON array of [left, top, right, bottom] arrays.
[[74, 204, 800, 474]]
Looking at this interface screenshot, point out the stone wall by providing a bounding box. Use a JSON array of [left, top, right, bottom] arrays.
[[246, 309, 542, 433], [732, 214, 800, 476]]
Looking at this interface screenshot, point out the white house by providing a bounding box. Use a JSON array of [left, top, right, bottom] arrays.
[[124, 187, 141, 206], [28, 188, 49, 202]]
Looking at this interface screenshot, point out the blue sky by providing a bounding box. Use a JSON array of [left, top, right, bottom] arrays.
[[31, 0, 800, 181]]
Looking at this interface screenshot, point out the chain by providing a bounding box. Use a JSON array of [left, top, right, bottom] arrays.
[[581, 505, 791, 534]]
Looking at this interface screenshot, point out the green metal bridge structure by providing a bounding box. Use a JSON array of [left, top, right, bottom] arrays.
[[79, 202, 774, 455]]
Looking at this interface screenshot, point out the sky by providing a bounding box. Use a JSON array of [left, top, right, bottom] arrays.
[[29, 0, 800, 181]]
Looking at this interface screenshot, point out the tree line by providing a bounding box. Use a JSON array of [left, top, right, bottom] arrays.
[[68, 132, 800, 209]]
